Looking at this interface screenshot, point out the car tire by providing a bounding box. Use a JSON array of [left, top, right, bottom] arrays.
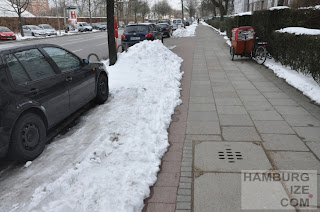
[[9, 113, 46, 162], [96, 74, 109, 104], [32, 32, 35, 36]]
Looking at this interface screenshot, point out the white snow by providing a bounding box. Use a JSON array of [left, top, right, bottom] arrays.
[[168, 45, 176, 50], [202, 21, 320, 104], [276, 27, 320, 35], [172, 22, 197, 37], [0, 0, 35, 17], [269, 6, 289, 10], [299, 5, 320, 10], [0, 40, 183, 212], [24, 161, 32, 168], [264, 59, 320, 104], [231, 11, 252, 16]]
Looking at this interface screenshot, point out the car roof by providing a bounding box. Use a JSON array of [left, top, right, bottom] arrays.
[[0, 44, 64, 53]]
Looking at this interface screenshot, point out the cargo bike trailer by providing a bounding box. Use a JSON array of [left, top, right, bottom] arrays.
[[229, 26, 269, 65]]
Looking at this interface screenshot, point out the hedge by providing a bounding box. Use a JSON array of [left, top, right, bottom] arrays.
[[206, 8, 320, 83], [271, 32, 320, 83]]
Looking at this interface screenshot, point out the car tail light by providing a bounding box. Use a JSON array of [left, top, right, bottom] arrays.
[[145, 33, 152, 38], [165, 27, 168, 31], [263, 44, 267, 48], [121, 34, 126, 39]]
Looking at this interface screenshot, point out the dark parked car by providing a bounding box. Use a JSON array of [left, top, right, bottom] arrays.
[[0, 44, 109, 161], [0, 26, 16, 40], [92, 23, 106, 31], [121, 23, 163, 48], [158, 20, 171, 25], [157, 23, 172, 37]]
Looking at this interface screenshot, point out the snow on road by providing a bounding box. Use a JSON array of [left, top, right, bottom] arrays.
[[0, 40, 183, 212], [172, 22, 197, 37]]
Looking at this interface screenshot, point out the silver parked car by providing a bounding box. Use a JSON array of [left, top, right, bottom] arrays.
[[38, 24, 57, 36], [22, 25, 47, 37]]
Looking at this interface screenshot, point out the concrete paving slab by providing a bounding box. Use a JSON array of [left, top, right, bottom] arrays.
[[263, 92, 291, 99], [236, 89, 261, 96], [195, 142, 271, 172], [244, 101, 275, 111], [185, 135, 222, 141], [261, 134, 309, 151], [217, 105, 248, 115], [269, 151, 320, 173], [293, 127, 320, 141], [194, 173, 242, 212], [248, 111, 283, 121], [213, 92, 239, 98], [190, 88, 212, 97], [254, 121, 295, 134], [283, 115, 320, 127], [219, 114, 254, 126], [187, 111, 218, 121], [240, 95, 268, 102], [215, 98, 243, 106], [189, 104, 216, 112], [189, 96, 214, 104], [274, 106, 311, 116], [186, 121, 220, 134], [268, 98, 299, 106], [222, 127, 261, 141], [306, 142, 320, 159]]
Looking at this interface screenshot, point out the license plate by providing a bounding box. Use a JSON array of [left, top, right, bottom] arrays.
[[6, 37, 12, 40], [130, 37, 140, 40]]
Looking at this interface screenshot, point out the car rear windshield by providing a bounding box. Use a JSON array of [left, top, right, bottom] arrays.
[[158, 24, 167, 28], [124, 25, 148, 33], [173, 20, 181, 24], [0, 27, 11, 32], [42, 25, 53, 29]]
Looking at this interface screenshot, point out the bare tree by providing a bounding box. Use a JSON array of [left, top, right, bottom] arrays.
[[140, 1, 150, 22], [153, 0, 172, 18], [0, 0, 31, 36], [131, 0, 142, 22], [107, 0, 117, 65], [184, 0, 198, 18]]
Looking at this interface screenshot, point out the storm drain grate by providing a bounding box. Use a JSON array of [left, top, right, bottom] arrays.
[[218, 148, 243, 163]]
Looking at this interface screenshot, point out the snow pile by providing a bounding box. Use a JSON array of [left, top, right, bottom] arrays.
[[2, 40, 183, 212], [231, 11, 252, 16], [299, 5, 320, 10], [269, 6, 289, 10], [276, 27, 320, 35], [264, 59, 320, 104], [0, 0, 35, 17], [172, 22, 197, 37]]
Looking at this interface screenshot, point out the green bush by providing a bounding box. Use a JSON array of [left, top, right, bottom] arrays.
[[271, 32, 320, 83]]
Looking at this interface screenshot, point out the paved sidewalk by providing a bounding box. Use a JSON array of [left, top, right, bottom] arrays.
[[146, 24, 320, 212]]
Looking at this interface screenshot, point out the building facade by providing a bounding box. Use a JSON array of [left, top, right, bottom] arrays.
[[234, 0, 291, 14]]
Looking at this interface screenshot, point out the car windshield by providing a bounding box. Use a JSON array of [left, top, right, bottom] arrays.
[[82, 23, 89, 26], [42, 25, 53, 29], [29, 26, 42, 30], [0, 27, 11, 32], [124, 25, 148, 33]]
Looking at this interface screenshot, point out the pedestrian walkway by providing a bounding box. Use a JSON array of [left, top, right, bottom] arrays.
[[144, 24, 320, 212]]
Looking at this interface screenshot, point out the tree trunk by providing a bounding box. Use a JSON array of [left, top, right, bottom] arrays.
[[277, 0, 284, 6], [107, 0, 117, 65], [134, 12, 137, 22], [18, 11, 24, 37], [89, 0, 92, 25]]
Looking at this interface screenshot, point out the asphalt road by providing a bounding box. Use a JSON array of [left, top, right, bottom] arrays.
[[0, 30, 124, 61]]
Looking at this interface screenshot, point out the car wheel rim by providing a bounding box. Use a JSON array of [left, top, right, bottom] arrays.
[[100, 81, 106, 95], [22, 123, 40, 150]]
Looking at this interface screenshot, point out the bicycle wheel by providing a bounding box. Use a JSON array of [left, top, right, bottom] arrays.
[[230, 46, 235, 61], [254, 46, 267, 65]]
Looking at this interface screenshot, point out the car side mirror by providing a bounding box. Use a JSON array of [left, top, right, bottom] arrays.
[[83, 59, 89, 65]]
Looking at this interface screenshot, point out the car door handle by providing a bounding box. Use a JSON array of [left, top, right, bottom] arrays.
[[66, 77, 73, 82], [29, 88, 39, 95]]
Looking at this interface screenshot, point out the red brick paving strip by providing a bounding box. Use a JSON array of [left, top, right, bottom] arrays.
[[142, 37, 195, 212]]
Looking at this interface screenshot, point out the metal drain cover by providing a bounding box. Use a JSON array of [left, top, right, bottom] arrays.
[[195, 142, 272, 172]]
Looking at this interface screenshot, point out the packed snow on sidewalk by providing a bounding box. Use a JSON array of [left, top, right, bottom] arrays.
[[201, 21, 320, 104], [172, 22, 197, 37], [201, 22, 231, 46], [276, 27, 320, 35], [0, 40, 183, 212], [264, 59, 320, 104]]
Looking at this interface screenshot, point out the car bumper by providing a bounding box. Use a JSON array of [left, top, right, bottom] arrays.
[[0, 36, 16, 40]]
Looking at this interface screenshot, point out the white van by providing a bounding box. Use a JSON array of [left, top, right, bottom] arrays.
[[172, 19, 184, 30], [77, 22, 93, 32]]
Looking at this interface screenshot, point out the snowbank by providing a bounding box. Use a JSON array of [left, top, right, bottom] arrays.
[[264, 59, 320, 104], [172, 22, 197, 37], [276, 27, 320, 35], [269, 6, 289, 10], [202, 21, 320, 104], [299, 5, 320, 10], [231, 11, 252, 16], [2, 40, 183, 212]]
